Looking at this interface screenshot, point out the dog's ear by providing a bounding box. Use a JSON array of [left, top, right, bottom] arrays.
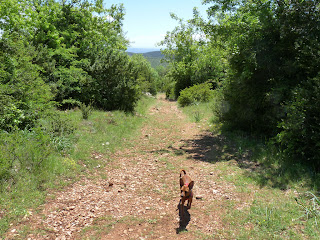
[[180, 178, 184, 187], [188, 181, 194, 189]]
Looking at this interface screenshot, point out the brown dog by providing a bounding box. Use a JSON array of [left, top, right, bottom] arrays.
[[179, 170, 194, 218]]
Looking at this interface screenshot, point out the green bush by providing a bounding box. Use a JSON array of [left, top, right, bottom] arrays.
[[178, 82, 213, 107], [130, 54, 159, 96], [0, 129, 53, 182], [61, 98, 81, 110], [79, 102, 93, 120], [211, 88, 230, 123], [295, 192, 320, 224], [165, 81, 176, 100], [208, 0, 320, 136], [38, 112, 76, 137], [277, 76, 320, 169], [0, 37, 53, 132], [0, 111, 76, 183], [88, 49, 140, 112], [38, 112, 76, 153]]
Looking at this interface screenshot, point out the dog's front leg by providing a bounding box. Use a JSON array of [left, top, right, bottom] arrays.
[[180, 198, 186, 218], [187, 197, 192, 209]]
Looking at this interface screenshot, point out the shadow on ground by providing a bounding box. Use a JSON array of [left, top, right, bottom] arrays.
[[166, 130, 320, 192], [176, 202, 190, 234]]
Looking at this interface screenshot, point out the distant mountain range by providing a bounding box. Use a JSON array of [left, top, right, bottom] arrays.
[[126, 50, 166, 69], [126, 48, 160, 53], [126, 50, 164, 59]]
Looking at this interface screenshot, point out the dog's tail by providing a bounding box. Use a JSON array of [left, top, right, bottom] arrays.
[[180, 169, 186, 177]]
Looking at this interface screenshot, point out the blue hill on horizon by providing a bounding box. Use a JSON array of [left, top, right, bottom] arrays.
[[127, 47, 161, 53]]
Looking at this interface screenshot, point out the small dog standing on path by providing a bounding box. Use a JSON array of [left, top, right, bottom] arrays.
[[179, 169, 194, 218]]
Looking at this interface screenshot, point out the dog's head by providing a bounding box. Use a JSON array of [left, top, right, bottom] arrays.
[[180, 181, 194, 198]]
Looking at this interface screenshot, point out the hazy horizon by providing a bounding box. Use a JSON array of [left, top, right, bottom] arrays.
[[126, 47, 162, 53]]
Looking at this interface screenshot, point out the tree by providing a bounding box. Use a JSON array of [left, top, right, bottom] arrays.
[[0, 0, 143, 132], [130, 54, 159, 96], [202, 0, 320, 135], [0, 36, 52, 131], [160, 11, 225, 98], [200, 0, 320, 168], [27, 0, 129, 107], [87, 49, 139, 112]]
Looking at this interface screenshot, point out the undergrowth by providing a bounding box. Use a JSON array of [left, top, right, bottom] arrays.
[[0, 95, 155, 237], [181, 102, 212, 123], [181, 100, 320, 239]]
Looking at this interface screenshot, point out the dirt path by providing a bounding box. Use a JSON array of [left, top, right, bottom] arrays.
[[7, 95, 242, 239]]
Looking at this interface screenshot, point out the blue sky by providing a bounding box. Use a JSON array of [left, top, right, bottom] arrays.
[[105, 0, 209, 49]]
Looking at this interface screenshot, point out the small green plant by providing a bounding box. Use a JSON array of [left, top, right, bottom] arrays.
[[80, 102, 93, 120], [37, 112, 76, 153], [193, 110, 201, 122], [147, 218, 157, 224]]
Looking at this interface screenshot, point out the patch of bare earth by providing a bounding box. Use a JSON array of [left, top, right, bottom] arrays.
[[6, 95, 254, 240]]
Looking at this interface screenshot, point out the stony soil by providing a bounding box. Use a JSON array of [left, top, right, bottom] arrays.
[[6, 95, 249, 240]]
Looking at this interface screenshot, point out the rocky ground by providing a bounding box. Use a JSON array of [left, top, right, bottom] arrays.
[[6, 95, 252, 239]]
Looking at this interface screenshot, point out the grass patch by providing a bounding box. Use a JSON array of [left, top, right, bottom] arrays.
[[158, 157, 175, 170], [80, 215, 116, 239], [0, 95, 156, 237], [80, 215, 148, 239], [214, 133, 320, 238], [181, 102, 212, 123], [220, 190, 309, 239]]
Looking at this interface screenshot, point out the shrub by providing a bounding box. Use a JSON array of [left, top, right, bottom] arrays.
[[0, 37, 53, 132], [36, 112, 76, 154], [88, 49, 140, 112], [130, 54, 159, 96], [277, 76, 320, 169], [79, 102, 92, 120], [211, 88, 230, 123], [295, 192, 320, 224], [61, 98, 81, 110], [165, 81, 176, 100], [38, 112, 76, 137], [178, 82, 213, 107], [0, 129, 53, 182], [0, 112, 77, 183]]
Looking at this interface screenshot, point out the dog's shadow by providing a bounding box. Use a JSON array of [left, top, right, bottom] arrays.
[[176, 202, 191, 234]]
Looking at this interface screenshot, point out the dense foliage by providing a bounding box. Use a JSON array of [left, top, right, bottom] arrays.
[[160, 0, 320, 168], [206, 0, 320, 135], [0, 0, 160, 184], [277, 76, 320, 169], [0, 36, 53, 131], [0, 0, 160, 127], [130, 54, 160, 96]]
